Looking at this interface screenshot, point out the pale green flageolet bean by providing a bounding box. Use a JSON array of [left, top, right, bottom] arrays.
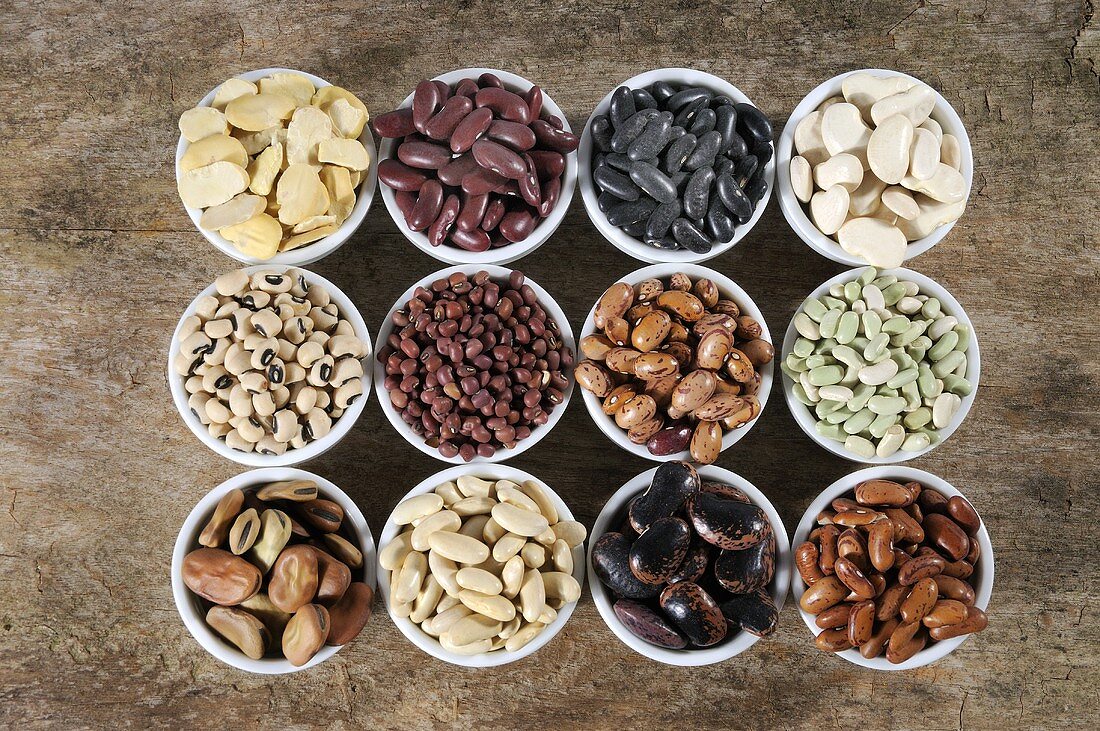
[[832, 345, 863, 368], [928, 316, 958, 340], [780, 361, 799, 380], [843, 408, 876, 434], [868, 412, 899, 438], [809, 365, 845, 386], [931, 350, 966, 378], [850, 335, 871, 352], [868, 395, 906, 415], [881, 315, 910, 335], [886, 367, 919, 389], [829, 283, 845, 298], [903, 407, 933, 429], [836, 311, 859, 344], [819, 309, 841, 339], [848, 383, 875, 411], [851, 300, 867, 315], [859, 359, 898, 386], [876, 424, 906, 457], [857, 267, 877, 286], [917, 364, 937, 397], [882, 283, 907, 306], [816, 420, 847, 441], [862, 311, 882, 338], [841, 365, 861, 387], [942, 374, 973, 396], [901, 379, 922, 410], [825, 406, 855, 424], [805, 354, 828, 369], [871, 274, 896, 289], [794, 313, 820, 340], [861, 284, 886, 311], [864, 333, 889, 361], [785, 353, 808, 373], [891, 351, 916, 371], [816, 399, 847, 417], [794, 337, 816, 357], [792, 384, 816, 406], [928, 331, 959, 361], [891, 321, 927, 347], [844, 435, 876, 458], [876, 386, 899, 398], [821, 295, 846, 310], [901, 432, 931, 452], [896, 296, 922, 314], [843, 281, 862, 303], [814, 338, 836, 354], [803, 297, 828, 322], [818, 385, 853, 402], [955, 325, 971, 352], [921, 298, 941, 318]]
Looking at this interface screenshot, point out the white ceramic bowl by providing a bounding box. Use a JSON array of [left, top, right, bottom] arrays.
[[776, 69, 974, 267], [373, 264, 575, 464], [780, 267, 980, 463], [377, 68, 577, 266], [175, 67, 379, 267], [578, 263, 773, 461], [587, 465, 790, 665], [789, 466, 994, 670], [168, 265, 372, 467], [577, 68, 775, 265], [171, 467, 377, 674], [376, 464, 585, 667]]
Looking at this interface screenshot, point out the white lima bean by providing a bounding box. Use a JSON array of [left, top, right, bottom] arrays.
[[783, 267, 973, 458], [790, 73, 968, 263], [382, 478, 582, 657]]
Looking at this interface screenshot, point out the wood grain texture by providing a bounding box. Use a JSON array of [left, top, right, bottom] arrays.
[[0, 0, 1097, 728]]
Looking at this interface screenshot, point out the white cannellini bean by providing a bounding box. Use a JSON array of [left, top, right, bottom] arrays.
[[519, 569, 546, 622], [379, 530, 413, 571], [456, 475, 493, 498], [552, 520, 587, 548], [427, 531, 490, 564], [410, 509, 461, 551], [496, 486, 541, 513], [410, 575, 444, 624], [456, 567, 503, 596], [458, 589, 516, 622], [439, 634, 493, 656], [504, 621, 547, 653], [491, 533, 526, 563], [428, 549, 461, 596], [458, 514, 491, 540], [393, 494, 444, 525], [491, 502, 550, 538], [551, 539, 574, 574], [394, 551, 428, 605], [501, 556, 525, 599], [451, 496, 496, 517], [790, 155, 814, 203], [444, 613, 502, 646], [541, 572, 582, 604], [434, 481, 464, 507], [482, 517, 507, 545], [518, 480, 558, 525]]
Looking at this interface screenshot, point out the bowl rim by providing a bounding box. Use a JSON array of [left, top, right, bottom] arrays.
[[576, 67, 776, 265], [375, 463, 585, 667], [586, 464, 790, 666], [174, 66, 379, 267], [789, 465, 994, 670], [170, 466, 377, 674], [577, 262, 774, 462], [167, 264, 373, 467], [780, 266, 980, 464], [775, 68, 974, 267], [376, 67, 578, 267], [372, 263, 575, 464]]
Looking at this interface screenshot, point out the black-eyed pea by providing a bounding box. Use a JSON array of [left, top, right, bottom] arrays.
[[333, 380, 362, 409], [208, 422, 233, 439], [330, 357, 363, 386], [189, 393, 213, 424], [205, 397, 233, 425], [302, 407, 331, 441], [307, 355, 335, 387]]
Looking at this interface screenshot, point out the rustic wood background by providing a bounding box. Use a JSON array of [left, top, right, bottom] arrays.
[[1, 0, 1097, 728]]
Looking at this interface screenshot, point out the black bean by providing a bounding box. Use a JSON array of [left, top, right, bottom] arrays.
[[597, 191, 618, 212], [591, 115, 613, 152], [627, 114, 674, 161], [629, 161, 678, 204], [671, 218, 712, 254], [621, 218, 649, 237], [669, 171, 689, 190], [714, 105, 738, 152], [650, 81, 677, 102], [667, 86, 712, 111], [604, 152, 634, 172], [713, 157, 735, 177], [705, 202, 737, 243], [754, 142, 773, 167], [606, 197, 658, 227], [673, 97, 708, 129], [593, 152, 607, 170], [646, 234, 680, 250], [610, 86, 636, 128], [593, 166, 641, 201], [745, 174, 769, 206], [645, 199, 681, 240], [716, 173, 752, 219], [632, 88, 659, 110], [683, 167, 715, 220], [688, 108, 716, 136], [725, 131, 748, 160], [610, 110, 656, 153], [734, 154, 759, 188], [662, 133, 697, 175], [683, 130, 722, 171], [711, 95, 735, 108], [734, 102, 773, 148]]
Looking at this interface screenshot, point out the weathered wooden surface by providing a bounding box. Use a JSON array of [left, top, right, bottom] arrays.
[[0, 0, 1097, 728]]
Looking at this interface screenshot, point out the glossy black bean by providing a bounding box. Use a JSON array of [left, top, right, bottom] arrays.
[[714, 105, 738, 152], [745, 174, 768, 206], [613, 599, 687, 649], [631, 88, 659, 110], [688, 108, 716, 136], [667, 86, 712, 112], [604, 152, 633, 172], [646, 234, 680, 250], [597, 191, 618, 213], [591, 115, 613, 152], [593, 166, 641, 201], [610, 110, 657, 153], [713, 156, 735, 177], [725, 131, 749, 159], [629, 161, 678, 204], [669, 171, 689, 190], [719, 590, 779, 638], [672, 97, 708, 129], [645, 199, 681, 241], [671, 217, 712, 254], [683, 167, 714, 220], [606, 197, 657, 227], [592, 152, 606, 170], [734, 103, 773, 148], [621, 218, 648, 238], [683, 130, 722, 171], [662, 133, 696, 175], [705, 204, 737, 243], [627, 114, 674, 161], [754, 141, 774, 166], [711, 95, 735, 108], [734, 154, 759, 188], [716, 173, 752, 219], [609, 86, 636, 128], [650, 81, 677, 102]]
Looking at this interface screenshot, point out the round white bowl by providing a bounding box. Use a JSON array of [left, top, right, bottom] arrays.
[[780, 267, 980, 464], [373, 264, 575, 464], [587, 464, 790, 665], [776, 69, 974, 267], [577, 68, 776, 265], [376, 464, 585, 667], [171, 467, 377, 674], [578, 263, 773, 462], [168, 265, 372, 467], [175, 67, 379, 267], [376, 67, 577, 267], [789, 465, 994, 670]]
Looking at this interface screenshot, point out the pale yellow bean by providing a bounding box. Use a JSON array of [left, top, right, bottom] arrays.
[[394, 551, 428, 605], [456, 567, 503, 595], [504, 621, 546, 652], [427, 531, 490, 564], [537, 604, 558, 625], [435, 593, 461, 614], [428, 549, 460, 596], [541, 571, 582, 603], [393, 493, 444, 525], [519, 569, 546, 623], [521, 542, 546, 569], [496, 486, 541, 514], [451, 496, 497, 517], [458, 514, 491, 540], [410, 509, 461, 551], [534, 527, 557, 546], [409, 575, 443, 624], [428, 604, 471, 635], [439, 634, 492, 656], [379, 530, 413, 571], [492, 533, 526, 563], [519, 480, 559, 525], [552, 520, 587, 548], [456, 475, 493, 498], [501, 555, 525, 599], [434, 481, 464, 506], [491, 502, 550, 537], [551, 539, 574, 574], [444, 613, 502, 646], [482, 517, 507, 545], [458, 590, 516, 622], [499, 615, 521, 640]]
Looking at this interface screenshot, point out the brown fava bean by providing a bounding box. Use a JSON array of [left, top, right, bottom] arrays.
[[183, 547, 262, 606], [256, 480, 319, 502], [298, 499, 343, 532], [206, 606, 271, 660], [282, 604, 330, 667], [312, 547, 352, 605], [268, 545, 320, 613], [326, 582, 374, 645], [928, 606, 987, 640], [924, 513, 970, 561], [199, 489, 244, 548], [322, 533, 364, 569], [229, 508, 261, 555], [799, 575, 847, 614]]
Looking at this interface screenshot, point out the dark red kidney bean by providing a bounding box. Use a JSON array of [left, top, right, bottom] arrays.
[[397, 140, 452, 170], [449, 107, 494, 153], [518, 154, 541, 207], [408, 180, 444, 231], [531, 119, 579, 152], [524, 85, 543, 121], [412, 79, 440, 134], [496, 180, 521, 197], [437, 153, 479, 186], [427, 194, 460, 246], [537, 176, 560, 217], [472, 139, 527, 180], [433, 79, 452, 101], [454, 78, 479, 97], [377, 159, 428, 191], [499, 210, 537, 243], [449, 227, 491, 252], [477, 72, 502, 88], [474, 87, 531, 124], [456, 193, 489, 232], [461, 167, 508, 195], [481, 198, 506, 231], [487, 120, 536, 151], [528, 150, 564, 180], [424, 95, 474, 141], [371, 108, 415, 138]]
